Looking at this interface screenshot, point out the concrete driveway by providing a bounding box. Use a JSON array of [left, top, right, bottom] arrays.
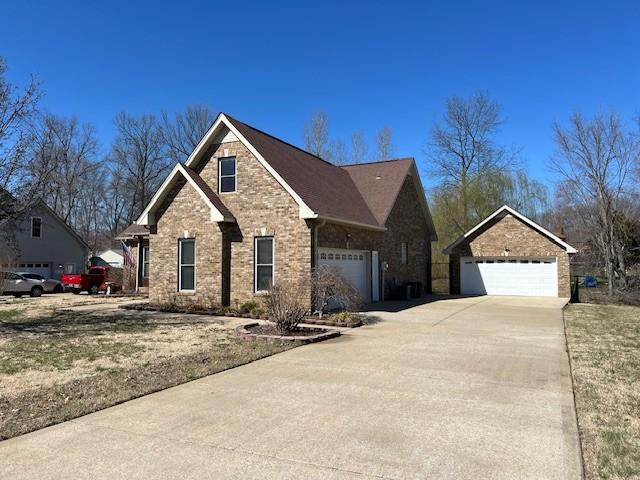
[[0, 296, 581, 479]]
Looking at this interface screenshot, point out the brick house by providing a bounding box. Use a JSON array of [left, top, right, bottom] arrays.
[[122, 113, 437, 306], [443, 205, 577, 297]]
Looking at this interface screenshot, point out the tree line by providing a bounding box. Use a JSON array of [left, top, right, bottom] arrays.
[[1, 56, 639, 295]]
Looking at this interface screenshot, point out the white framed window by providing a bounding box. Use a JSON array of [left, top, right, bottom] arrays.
[[219, 156, 236, 193], [31, 217, 42, 238], [401, 242, 408, 265], [142, 246, 150, 278], [64, 263, 75, 274], [254, 237, 274, 292], [178, 239, 195, 291]]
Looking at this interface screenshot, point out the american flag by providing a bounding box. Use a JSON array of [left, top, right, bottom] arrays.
[[121, 240, 135, 266]]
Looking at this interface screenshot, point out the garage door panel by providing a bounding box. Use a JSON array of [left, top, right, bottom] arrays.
[[461, 257, 557, 297], [318, 248, 369, 302]]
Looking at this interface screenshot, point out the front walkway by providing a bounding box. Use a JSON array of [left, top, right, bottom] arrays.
[[0, 296, 581, 479]]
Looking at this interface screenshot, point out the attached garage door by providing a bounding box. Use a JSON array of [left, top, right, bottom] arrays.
[[461, 257, 558, 297], [16, 263, 52, 278], [318, 248, 369, 301]]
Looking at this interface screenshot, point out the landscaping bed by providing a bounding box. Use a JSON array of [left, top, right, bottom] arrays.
[[236, 322, 340, 344], [564, 303, 640, 479], [0, 305, 293, 440], [120, 302, 365, 327]]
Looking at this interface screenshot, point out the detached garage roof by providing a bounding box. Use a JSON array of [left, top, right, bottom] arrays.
[[442, 205, 577, 254]]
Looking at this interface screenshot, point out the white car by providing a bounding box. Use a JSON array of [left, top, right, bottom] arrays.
[[0, 272, 46, 297], [16, 272, 64, 293]]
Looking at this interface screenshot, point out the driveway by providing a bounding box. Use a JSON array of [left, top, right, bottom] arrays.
[[0, 296, 581, 479]]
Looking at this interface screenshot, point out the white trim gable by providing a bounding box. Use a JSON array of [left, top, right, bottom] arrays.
[[442, 205, 577, 254], [137, 163, 227, 225], [185, 113, 316, 219]]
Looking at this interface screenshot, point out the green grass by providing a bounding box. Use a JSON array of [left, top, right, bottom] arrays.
[[0, 309, 23, 321], [565, 304, 640, 479]]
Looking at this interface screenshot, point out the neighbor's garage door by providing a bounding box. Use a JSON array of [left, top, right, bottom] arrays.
[[16, 262, 52, 278], [461, 257, 558, 297], [318, 248, 369, 301]]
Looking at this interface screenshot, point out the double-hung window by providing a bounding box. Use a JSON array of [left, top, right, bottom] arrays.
[[254, 237, 274, 292], [31, 217, 42, 238], [219, 157, 236, 193], [178, 239, 195, 291]]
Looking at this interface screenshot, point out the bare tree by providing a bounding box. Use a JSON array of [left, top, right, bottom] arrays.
[[329, 138, 349, 165], [303, 111, 330, 158], [32, 114, 100, 225], [161, 104, 216, 163], [552, 111, 640, 295], [375, 126, 395, 161], [109, 112, 170, 224], [264, 279, 309, 333], [427, 91, 513, 231], [0, 57, 42, 239], [350, 131, 368, 164]]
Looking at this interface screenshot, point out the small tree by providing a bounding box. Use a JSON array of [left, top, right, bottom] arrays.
[[311, 265, 363, 318], [263, 280, 309, 334]]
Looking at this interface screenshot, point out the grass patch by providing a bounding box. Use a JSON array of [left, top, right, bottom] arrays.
[[564, 303, 640, 479], [0, 309, 22, 321], [0, 308, 295, 440]]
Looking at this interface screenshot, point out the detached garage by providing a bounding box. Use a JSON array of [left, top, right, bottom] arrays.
[[443, 205, 577, 298]]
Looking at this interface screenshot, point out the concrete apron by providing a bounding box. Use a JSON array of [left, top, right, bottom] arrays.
[[0, 296, 582, 479]]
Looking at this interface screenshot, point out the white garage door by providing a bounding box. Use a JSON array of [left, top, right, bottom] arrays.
[[16, 263, 52, 278], [461, 257, 558, 297], [318, 248, 369, 301]]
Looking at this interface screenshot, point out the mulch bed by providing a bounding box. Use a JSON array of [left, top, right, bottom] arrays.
[[236, 322, 340, 344], [120, 303, 365, 327]]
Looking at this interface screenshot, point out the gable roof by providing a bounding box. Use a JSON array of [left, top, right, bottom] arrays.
[[343, 159, 437, 240], [225, 115, 384, 229], [37, 201, 91, 250], [137, 163, 235, 225], [144, 112, 436, 235], [442, 205, 578, 254]]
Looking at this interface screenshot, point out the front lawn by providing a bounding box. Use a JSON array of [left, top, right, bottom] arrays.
[[564, 304, 640, 479], [0, 300, 293, 440]]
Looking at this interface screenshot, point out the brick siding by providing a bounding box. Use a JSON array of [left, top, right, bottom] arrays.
[[449, 214, 571, 297]]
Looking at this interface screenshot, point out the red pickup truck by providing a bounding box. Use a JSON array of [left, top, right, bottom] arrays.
[[62, 266, 110, 294]]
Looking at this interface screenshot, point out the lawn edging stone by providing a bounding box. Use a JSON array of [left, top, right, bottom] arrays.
[[235, 322, 341, 344]]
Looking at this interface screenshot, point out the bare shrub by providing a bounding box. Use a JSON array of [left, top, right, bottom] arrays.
[[263, 280, 309, 334], [311, 265, 363, 318]]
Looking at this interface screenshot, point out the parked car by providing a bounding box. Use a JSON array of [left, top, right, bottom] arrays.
[[16, 272, 64, 293], [0, 272, 46, 297], [61, 266, 113, 294]]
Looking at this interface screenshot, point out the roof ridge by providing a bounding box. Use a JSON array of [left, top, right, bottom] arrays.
[[223, 113, 339, 168], [340, 157, 414, 168]]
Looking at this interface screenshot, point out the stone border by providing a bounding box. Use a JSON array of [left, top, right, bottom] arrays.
[[236, 322, 341, 344]]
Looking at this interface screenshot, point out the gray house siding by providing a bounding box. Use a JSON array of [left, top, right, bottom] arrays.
[[2, 205, 88, 279]]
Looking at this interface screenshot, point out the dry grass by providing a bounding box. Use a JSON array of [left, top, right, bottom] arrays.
[[0, 295, 294, 440], [564, 304, 640, 479]]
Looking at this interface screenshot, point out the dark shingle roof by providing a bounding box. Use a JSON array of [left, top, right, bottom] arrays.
[[342, 159, 414, 225], [225, 115, 381, 227], [116, 224, 150, 239]]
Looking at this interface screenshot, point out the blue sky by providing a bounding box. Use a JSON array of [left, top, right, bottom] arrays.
[[2, 1, 639, 189]]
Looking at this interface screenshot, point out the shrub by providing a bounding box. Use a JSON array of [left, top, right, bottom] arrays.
[[263, 280, 309, 334], [311, 265, 363, 317], [330, 311, 363, 325], [250, 307, 265, 318], [239, 300, 260, 313]]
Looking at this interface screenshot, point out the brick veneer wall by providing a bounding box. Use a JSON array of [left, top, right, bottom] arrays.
[[150, 177, 224, 305], [449, 214, 572, 297], [317, 175, 432, 297], [149, 141, 312, 306]]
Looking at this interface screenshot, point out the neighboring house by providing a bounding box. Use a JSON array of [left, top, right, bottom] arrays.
[[120, 113, 437, 306], [443, 205, 577, 298], [0, 201, 89, 280], [97, 248, 125, 268]]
